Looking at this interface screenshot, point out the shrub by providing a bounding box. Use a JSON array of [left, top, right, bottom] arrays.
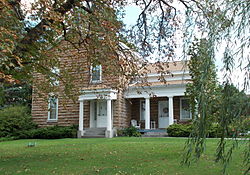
[[123, 127, 141, 137], [0, 105, 37, 137], [207, 123, 223, 138], [167, 124, 192, 137], [116, 129, 125, 136], [18, 125, 77, 139]]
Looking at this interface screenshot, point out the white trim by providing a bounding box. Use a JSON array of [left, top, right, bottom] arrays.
[[180, 97, 192, 120], [144, 75, 191, 83], [89, 100, 95, 128], [146, 70, 190, 77], [47, 97, 58, 121], [168, 96, 174, 125], [145, 97, 150, 129], [140, 99, 145, 121], [79, 100, 84, 133], [79, 88, 118, 100], [124, 84, 186, 99], [106, 99, 112, 138], [90, 64, 102, 83]]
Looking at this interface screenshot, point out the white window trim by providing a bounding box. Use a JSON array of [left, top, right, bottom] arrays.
[[90, 64, 102, 83], [180, 97, 192, 120], [47, 97, 59, 122], [140, 99, 145, 121]]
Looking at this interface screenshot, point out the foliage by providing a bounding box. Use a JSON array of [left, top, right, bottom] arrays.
[[0, 83, 32, 109], [18, 125, 77, 139], [167, 124, 192, 137], [167, 123, 226, 138], [185, 38, 250, 174], [0, 105, 37, 138], [184, 38, 219, 164], [1, 0, 250, 173], [122, 126, 141, 137]]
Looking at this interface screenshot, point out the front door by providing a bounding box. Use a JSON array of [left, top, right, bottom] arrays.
[[96, 101, 107, 128], [158, 101, 169, 128]]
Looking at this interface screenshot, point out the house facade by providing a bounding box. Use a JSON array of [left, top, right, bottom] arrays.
[[31, 43, 191, 138]]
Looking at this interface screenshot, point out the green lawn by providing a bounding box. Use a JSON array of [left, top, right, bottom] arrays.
[[0, 137, 247, 175]]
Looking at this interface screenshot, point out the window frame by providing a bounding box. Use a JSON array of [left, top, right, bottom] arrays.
[[180, 97, 192, 120], [90, 64, 102, 83], [47, 96, 59, 122], [140, 100, 145, 121]]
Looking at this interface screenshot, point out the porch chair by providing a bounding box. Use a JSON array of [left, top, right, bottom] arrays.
[[131, 119, 140, 129]]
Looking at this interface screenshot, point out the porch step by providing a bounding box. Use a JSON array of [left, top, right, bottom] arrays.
[[82, 128, 106, 138]]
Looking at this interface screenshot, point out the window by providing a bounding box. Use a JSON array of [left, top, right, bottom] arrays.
[[91, 64, 102, 83], [180, 98, 191, 120], [140, 100, 145, 120], [48, 96, 58, 121], [50, 67, 60, 86]]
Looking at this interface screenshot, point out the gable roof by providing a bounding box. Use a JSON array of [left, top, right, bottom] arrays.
[[129, 60, 191, 88], [140, 60, 189, 74]]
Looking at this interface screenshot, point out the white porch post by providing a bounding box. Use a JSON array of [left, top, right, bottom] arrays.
[[168, 96, 174, 125], [78, 100, 84, 137], [145, 97, 150, 129], [106, 99, 113, 138]]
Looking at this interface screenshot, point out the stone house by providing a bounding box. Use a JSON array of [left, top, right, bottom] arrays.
[[31, 43, 191, 138]]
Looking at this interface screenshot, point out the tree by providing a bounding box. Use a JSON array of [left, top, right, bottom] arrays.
[[0, 82, 32, 109], [185, 38, 250, 174], [0, 0, 249, 173]]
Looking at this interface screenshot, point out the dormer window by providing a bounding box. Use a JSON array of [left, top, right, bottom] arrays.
[[91, 64, 102, 83]]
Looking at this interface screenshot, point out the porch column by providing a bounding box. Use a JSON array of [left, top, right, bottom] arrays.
[[168, 96, 174, 125], [145, 97, 150, 129], [106, 99, 113, 138], [78, 100, 84, 137]]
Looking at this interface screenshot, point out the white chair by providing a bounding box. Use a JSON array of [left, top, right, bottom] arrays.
[[131, 119, 140, 129], [150, 121, 156, 129]]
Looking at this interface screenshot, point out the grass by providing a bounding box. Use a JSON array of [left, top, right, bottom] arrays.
[[0, 137, 247, 175]]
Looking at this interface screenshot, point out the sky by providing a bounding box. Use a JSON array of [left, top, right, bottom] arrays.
[[124, 5, 249, 92]]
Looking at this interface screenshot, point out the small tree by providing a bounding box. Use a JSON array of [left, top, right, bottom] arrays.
[[184, 38, 250, 174]]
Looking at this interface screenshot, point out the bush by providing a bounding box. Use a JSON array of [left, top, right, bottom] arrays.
[[0, 105, 37, 137], [122, 127, 141, 137], [207, 123, 222, 138], [167, 124, 192, 137], [18, 125, 77, 139]]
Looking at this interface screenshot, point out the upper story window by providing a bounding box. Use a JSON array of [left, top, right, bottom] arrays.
[[91, 64, 102, 83], [48, 96, 58, 121], [50, 67, 60, 86], [180, 98, 192, 120]]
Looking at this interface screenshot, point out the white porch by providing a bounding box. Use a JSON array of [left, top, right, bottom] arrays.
[[78, 89, 117, 138], [125, 84, 188, 129]]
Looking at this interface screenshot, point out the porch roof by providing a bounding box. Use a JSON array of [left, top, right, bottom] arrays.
[[79, 88, 118, 101], [124, 83, 186, 98]]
